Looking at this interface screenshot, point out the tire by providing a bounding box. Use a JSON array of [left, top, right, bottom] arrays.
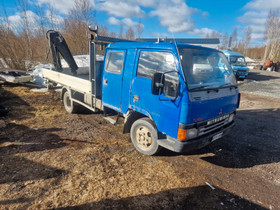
[[63, 90, 79, 114], [130, 118, 161, 155]]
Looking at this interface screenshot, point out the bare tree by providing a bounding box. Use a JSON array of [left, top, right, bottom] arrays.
[[118, 23, 124, 38], [220, 32, 229, 50], [0, 5, 27, 69], [109, 31, 116, 38], [99, 25, 109, 36], [16, 0, 35, 64], [125, 27, 135, 40], [135, 19, 144, 39], [263, 9, 280, 61], [230, 29, 238, 49], [45, 3, 59, 30], [68, 0, 95, 25], [244, 26, 252, 55], [64, 0, 96, 55], [206, 31, 222, 39], [31, 4, 45, 36]]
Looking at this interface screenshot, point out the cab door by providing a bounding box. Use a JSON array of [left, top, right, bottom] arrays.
[[102, 50, 126, 111], [130, 50, 182, 139]]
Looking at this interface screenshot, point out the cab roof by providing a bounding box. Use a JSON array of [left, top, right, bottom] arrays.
[[223, 50, 244, 57], [107, 41, 220, 52]]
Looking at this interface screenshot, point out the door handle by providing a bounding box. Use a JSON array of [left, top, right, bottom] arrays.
[[133, 95, 139, 101], [103, 79, 108, 85]]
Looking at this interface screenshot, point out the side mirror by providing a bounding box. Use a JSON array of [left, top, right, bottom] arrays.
[[151, 72, 165, 95]]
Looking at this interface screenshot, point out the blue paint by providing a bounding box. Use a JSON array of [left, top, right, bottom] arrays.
[[101, 41, 239, 143], [102, 49, 126, 111], [223, 50, 250, 79]]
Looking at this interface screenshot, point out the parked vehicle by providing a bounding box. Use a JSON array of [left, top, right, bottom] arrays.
[[223, 50, 250, 80], [260, 60, 280, 72], [42, 27, 240, 155]]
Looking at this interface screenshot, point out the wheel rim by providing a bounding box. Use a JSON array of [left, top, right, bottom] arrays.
[[135, 126, 153, 151], [65, 93, 71, 108]]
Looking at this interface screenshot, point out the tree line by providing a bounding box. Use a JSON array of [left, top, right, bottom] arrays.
[[206, 9, 280, 62], [0, 0, 143, 70], [0, 0, 279, 70]]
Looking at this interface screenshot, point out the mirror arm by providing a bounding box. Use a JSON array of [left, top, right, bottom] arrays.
[[155, 82, 164, 88]]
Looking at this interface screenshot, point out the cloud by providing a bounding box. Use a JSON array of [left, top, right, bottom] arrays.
[[45, 10, 64, 25], [100, 0, 217, 37], [97, 1, 145, 18], [122, 18, 138, 27], [108, 17, 143, 29], [108, 17, 121, 25], [202, 11, 209, 18], [148, 0, 218, 36], [191, 28, 220, 37], [237, 11, 267, 25], [8, 14, 22, 25], [236, 0, 280, 44], [150, 1, 195, 33], [244, 0, 280, 11], [8, 10, 39, 30], [34, 0, 76, 14]]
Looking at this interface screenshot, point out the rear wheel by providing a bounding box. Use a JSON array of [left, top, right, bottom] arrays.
[[63, 90, 79, 114], [130, 118, 161, 155]]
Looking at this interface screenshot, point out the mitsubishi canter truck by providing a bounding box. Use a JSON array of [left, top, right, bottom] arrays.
[[223, 50, 249, 80], [42, 27, 240, 155]]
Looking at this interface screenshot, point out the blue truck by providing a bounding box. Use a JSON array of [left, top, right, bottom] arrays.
[[223, 50, 250, 80], [42, 27, 240, 155]]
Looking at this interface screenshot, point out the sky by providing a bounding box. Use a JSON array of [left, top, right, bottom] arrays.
[[1, 0, 280, 46]]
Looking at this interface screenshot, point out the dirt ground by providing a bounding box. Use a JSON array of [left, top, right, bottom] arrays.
[[0, 70, 280, 209]]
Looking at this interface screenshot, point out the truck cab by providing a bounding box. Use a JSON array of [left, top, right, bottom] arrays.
[[103, 42, 239, 155], [223, 50, 249, 80]]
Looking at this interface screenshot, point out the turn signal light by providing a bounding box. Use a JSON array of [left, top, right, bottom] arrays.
[[177, 128, 187, 141]]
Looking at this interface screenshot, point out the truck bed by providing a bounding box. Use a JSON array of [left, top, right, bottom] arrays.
[[42, 65, 103, 111], [42, 67, 92, 93]]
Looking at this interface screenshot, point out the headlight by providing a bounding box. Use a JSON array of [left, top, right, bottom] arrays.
[[177, 127, 198, 141], [186, 128, 198, 140], [228, 113, 235, 123]]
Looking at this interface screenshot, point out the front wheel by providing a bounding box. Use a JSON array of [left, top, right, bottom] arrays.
[[130, 118, 161, 155]]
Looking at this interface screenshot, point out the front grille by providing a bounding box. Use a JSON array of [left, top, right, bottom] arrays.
[[198, 115, 230, 136]]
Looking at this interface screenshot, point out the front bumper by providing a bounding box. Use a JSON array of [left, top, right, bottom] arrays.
[[157, 121, 235, 153], [233, 70, 249, 78]]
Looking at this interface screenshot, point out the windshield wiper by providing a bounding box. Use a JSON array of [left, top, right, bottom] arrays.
[[189, 85, 210, 91], [189, 84, 238, 92], [218, 84, 238, 89]]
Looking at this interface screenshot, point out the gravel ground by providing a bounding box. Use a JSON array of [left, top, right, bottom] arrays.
[[0, 69, 280, 209], [239, 68, 280, 98]]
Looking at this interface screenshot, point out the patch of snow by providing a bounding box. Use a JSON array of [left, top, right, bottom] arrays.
[[30, 55, 104, 86], [29, 63, 53, 86], [245, 57, 255, 62], [31, 88, 49, 92]]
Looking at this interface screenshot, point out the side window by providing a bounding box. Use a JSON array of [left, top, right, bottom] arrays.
[[105, 51, 124, 74], [137, 51, 179, 99]]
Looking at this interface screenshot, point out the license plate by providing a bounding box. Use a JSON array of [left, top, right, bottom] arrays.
[[212, 132, 223, 141]]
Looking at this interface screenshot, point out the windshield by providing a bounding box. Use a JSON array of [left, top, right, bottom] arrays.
[[230, 56, 246, 66], [179, 48, 236, 90]]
